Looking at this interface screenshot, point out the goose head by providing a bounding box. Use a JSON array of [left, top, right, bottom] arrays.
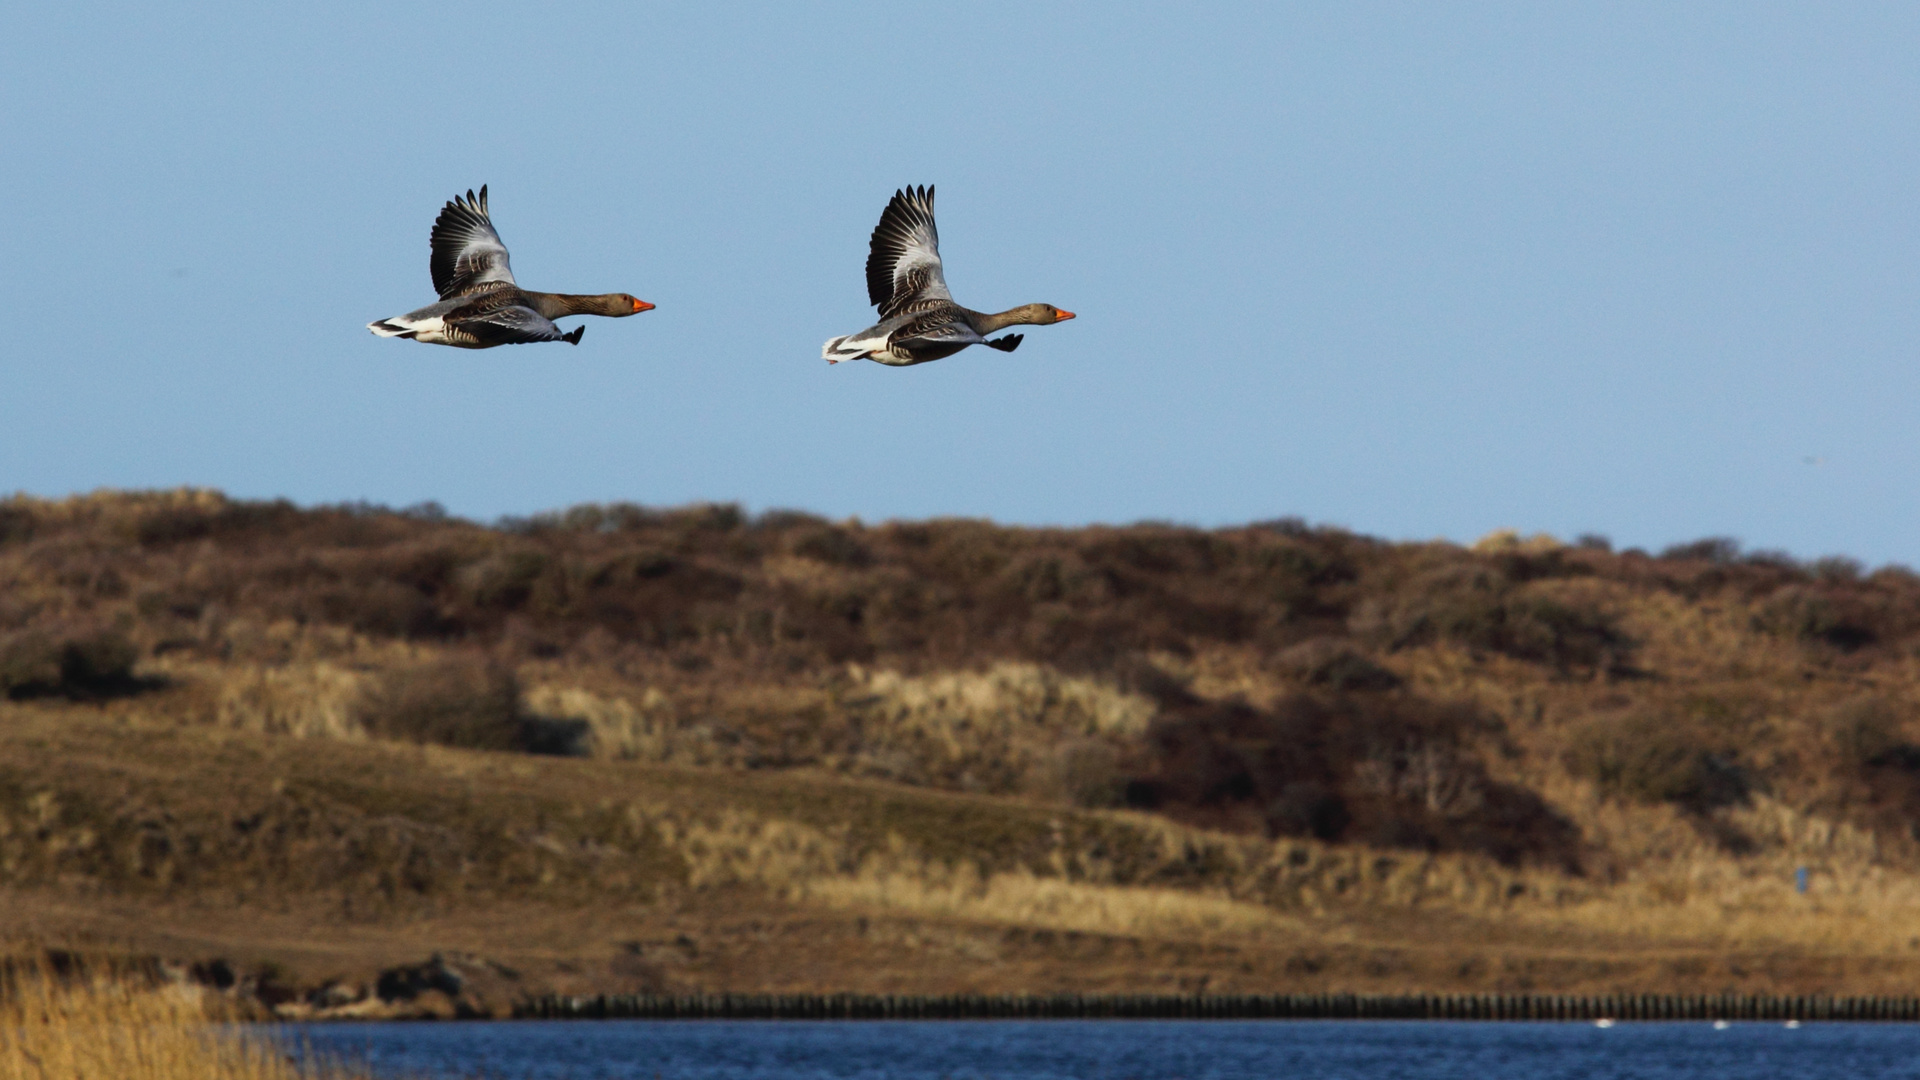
[[575, 293, 655, 316], [1012, 303, 1076, 325]]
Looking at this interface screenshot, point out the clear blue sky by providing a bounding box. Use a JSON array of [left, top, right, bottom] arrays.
[[5, 3, 1918, 562]]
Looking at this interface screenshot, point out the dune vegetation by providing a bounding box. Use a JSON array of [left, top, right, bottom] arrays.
[[8, 488, 1920, 1004], [0, 957, 370, 1080]]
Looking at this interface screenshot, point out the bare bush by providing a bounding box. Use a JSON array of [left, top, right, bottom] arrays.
[[1823, 697, 1909, 768], [1274, 637, 1400, 691], [355, 656, 529, 752], [0, 623, 140, 699], [1125, 693, 1581, 868], [1350, 563, 1628, 671], [1753, 586, 1884, 651], [1565, 712, 1750, 811], [213, 663, 367, 740]]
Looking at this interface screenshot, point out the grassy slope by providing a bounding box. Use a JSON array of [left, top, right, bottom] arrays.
[[8, 490, 1920, 1001]]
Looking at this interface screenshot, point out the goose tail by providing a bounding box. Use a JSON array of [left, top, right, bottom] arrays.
[[368, 318, 416, 339], [822, 335, 869, 364]]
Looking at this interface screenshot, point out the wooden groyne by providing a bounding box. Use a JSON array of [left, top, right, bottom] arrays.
[[516, 992, 1920, 1022]]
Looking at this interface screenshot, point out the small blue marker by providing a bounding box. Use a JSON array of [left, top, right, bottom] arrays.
[[1796, 866, 1809, 894]]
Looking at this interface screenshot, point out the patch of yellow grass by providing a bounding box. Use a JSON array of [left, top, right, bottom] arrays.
[[1487, 787, 1920, 954], [1472, 529, 1564, 555], [0, 966, 366, 1080], [4, 486, 227, 528], [522, 683, 684, 761], [208, 662, 368, 740], [830, 662, 1151, 792], [652, 807, 850, 890], [804, 866, 1300, 941], [527, 661, 1153, 796], [640, 792, 1565, 944], [848, 662, 1154, 741], [648, 798, 1305, 940]]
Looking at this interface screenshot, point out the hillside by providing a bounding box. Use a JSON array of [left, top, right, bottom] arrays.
[[7, 489, 1920, 1013]]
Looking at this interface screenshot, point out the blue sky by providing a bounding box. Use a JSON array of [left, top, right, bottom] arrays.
[[5, 3, 1918, 562]]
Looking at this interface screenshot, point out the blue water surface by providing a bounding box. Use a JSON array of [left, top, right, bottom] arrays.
[[289, 1019, 1920, 1080]]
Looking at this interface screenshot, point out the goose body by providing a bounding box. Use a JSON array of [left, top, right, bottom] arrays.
[[822, 186, 1072, 366], [369, 186, 652, 348]]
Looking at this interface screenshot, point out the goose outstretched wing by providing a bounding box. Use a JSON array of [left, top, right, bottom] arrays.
[[866, 185, 952, 319], [430, 186, 517, 299]]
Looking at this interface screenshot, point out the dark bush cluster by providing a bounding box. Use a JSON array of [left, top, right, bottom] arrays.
[[1823, 697, 1912, 768], [356, 655, 585, 755], [122, 498, 304, 548], [1123, 690, 1582, 869], [1273, 638, 1401, 691], [0, 497, 1375, 679], [1752, 586, 1901, 651], [1660, 537, 1743, 564], [1802, 696, 1920, 838], [17, 492, 1920, 717], [0, 623, 141, 699], [1350, 562, 1628, 671]]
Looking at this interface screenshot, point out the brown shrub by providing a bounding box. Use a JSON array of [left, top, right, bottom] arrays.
[[1124, 693, 1581, 868], [0, 505, 35, 545], [355, 656, 531, 752], [1274, 637, 1401, 691], [1660, 537, 1742, 564], [0, 624, 141, 699], [1814, 697, 1920, 839], [1565, 712, 1750, 811], [1753, 585, 1889, 651], [1045, 739, 1129, 808], [0, 494, 1389, 686], [124, 498, 303, 548], [1824, 697, 1909, 768], [453, 547, 552, 611], [788, 524, 873, 568], [1350, 562, 1628, 671]]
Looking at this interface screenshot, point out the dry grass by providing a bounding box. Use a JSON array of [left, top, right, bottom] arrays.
[[641, 789, 1565, 922], [0, 963, 368, 1080], [836, 663, 1152, 797], [522, 683, 678, 761], [206, 662, 368, 741], [7, 700, 1920, 995], [517, 661, 1153, 801], [803, 868, 1301, 942]]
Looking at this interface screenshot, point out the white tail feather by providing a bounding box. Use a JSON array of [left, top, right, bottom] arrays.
[[370, 313, 446, 342], [822, 335, 868, 364]]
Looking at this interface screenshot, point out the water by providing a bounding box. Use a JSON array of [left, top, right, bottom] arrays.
[[289, 1019, 1920, 1080]]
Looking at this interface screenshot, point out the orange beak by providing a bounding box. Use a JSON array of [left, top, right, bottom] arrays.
[[631, 298, 655, 313], [1054, 309, 1076, 322]]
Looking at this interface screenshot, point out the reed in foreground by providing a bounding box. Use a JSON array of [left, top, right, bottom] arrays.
[[0, 964, 369, 1080]]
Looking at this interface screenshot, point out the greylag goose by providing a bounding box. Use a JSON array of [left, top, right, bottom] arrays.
[[822, 185, 1073, 366], [368, 186, 653, 348]]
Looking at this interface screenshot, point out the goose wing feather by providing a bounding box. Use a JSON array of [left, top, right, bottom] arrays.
[[866, 185, 952, 319], [430, 185, 517, 299], [454, 299, 571, 345], [891, 311, 979, 346]]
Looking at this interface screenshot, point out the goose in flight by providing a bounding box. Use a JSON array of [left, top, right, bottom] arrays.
[[369, 186, 653, 348], [822, 185, 1073, 366]]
